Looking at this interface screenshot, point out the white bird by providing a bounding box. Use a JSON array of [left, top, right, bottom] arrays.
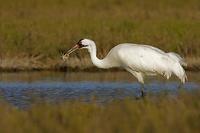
[[63, 39, 187, 96]]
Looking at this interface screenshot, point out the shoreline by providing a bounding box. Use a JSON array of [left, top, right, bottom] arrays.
[[0, 57, 200, 72]]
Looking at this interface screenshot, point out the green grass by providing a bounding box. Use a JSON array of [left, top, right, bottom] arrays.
[[0, 92, 200, 133], [0, 0, 200, 56], [0, 0, 200, 70]]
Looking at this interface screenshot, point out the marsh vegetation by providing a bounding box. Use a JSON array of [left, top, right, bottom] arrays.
[[0, 0, 200, 71], [0, 92, 200, 133]]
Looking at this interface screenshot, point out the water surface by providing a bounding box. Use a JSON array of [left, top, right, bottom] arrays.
[[0, 71, 199, 108]]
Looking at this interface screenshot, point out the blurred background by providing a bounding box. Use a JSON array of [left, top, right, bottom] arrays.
[[0, 0, 199, 71]]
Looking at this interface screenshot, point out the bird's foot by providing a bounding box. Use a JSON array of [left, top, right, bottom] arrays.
[[177, 83, 184, 90], [135, 90, 146, 99], [141, 90, 146, 97]]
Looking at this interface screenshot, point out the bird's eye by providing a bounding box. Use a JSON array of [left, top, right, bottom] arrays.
[[77, 39, 88, 48], [77, 43, 88, 48], [82, 44, 88, 47]]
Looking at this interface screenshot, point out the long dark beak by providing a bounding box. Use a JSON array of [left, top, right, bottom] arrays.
[[62, 44, 79, 61]]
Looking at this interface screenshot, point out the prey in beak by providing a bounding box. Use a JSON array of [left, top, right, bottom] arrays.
[[62, 39, 84, 61]]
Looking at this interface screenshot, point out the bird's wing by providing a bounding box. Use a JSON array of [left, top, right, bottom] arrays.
[[116, 44, 172, 75]]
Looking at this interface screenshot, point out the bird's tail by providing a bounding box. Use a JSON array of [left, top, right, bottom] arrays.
[[167, 52, 187, 67], [167, 52, 187, 83], [171, 62, 187, 83]]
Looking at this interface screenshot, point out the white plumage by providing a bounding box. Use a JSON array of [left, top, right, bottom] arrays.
[[64, 39, 187, 96]]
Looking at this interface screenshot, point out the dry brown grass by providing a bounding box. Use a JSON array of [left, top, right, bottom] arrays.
[[0, 56, 199, 71], [186, 57, 200, 71]]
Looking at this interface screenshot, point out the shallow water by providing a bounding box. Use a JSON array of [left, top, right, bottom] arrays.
[[0, 71, 199, 108]]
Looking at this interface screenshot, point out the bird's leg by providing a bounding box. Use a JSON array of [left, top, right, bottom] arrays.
[[177, 82, 184, 90], [124, 68, 146, 98], [140, 83, 145, 97]]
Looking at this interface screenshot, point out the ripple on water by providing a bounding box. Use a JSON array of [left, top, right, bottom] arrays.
[[0, 81, 199, 108]]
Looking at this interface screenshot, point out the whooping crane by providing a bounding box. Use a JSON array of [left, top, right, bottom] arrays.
[[62, 39, 187, 97]]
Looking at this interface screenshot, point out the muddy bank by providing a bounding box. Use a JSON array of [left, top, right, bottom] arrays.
[[0, 57, 200, 72]]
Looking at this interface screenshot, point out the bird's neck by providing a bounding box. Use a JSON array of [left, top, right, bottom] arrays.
[[88, 44, 110, 69]]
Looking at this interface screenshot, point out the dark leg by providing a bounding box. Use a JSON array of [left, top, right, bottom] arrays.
[[177, 82, 184, 90], [135, 83, 145, 99], [141, 90, 145, 97], [124, 68, 146, 98], [140, 83, 146, 97]]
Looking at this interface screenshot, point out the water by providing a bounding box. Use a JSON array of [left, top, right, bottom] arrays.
[[0, 71, 199, 108]]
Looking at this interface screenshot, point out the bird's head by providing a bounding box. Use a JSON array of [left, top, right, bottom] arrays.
[[62, 39, 95, 61]]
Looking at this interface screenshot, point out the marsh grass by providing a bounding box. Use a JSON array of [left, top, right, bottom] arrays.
[[0, 0, 200, 70], [0, 91, 200, 133], [0, 56, 199, 72]]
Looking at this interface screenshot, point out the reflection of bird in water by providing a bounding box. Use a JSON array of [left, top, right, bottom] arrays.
[[63, 39, 187, 97]]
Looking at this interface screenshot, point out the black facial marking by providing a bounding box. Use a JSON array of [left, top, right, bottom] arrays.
[[77, 39, 84, 48], [77, 39, 84, 45], [77, 38, 87, 48]]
